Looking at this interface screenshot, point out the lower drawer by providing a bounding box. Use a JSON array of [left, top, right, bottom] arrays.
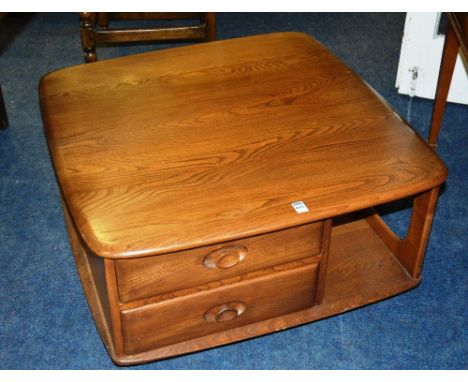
[[121, 260, 319, 355]]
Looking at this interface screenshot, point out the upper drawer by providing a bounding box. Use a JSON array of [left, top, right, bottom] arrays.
[[115, 222, 324, 302]]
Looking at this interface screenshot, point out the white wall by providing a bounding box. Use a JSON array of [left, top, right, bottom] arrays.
[[396, 12, 468, 105]]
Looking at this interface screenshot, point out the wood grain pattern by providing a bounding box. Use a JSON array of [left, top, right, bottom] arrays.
[[40, 32, 448, 366], [39, 32, 447, 259], [119, 257, 319, 311], [115, 222, 323, 302], [121, 260, 319, 354]]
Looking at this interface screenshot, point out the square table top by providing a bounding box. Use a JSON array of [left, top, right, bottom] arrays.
[[39, 32, 447, 258]]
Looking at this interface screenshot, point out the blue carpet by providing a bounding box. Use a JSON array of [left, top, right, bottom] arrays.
[[0, 13, 466, 369]]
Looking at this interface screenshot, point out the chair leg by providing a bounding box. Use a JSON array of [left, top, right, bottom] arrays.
[[0, 85, 8, 129], [80, 12, 97, 63], [205, 13, 216, 42], [97, 12, 109, 29], [428, 22, 459, 148]]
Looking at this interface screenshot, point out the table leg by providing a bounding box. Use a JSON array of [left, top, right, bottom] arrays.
[[428, 23, 459, 148], [396, 187, 440, 278], [366, 187, 441, 279]]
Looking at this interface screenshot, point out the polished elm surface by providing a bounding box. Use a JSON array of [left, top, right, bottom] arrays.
[[40, 32, 446, 258], [0, 13, 466, 369]]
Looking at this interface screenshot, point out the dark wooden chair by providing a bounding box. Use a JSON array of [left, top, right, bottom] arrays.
[[79, 12, 216, 63], [429, 12, 468, 148]]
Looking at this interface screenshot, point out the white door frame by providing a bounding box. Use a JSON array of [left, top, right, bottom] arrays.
[[396, 12, 468, 105]]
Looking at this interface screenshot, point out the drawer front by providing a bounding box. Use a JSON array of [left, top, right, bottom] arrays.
[[121, 261, 318, 355], [116, 222, 323, 303]]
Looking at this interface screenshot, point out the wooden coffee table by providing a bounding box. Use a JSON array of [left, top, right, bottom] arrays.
[[39, 32, 447, 365]]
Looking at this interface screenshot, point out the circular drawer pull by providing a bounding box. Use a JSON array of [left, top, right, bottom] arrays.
[[203, 245, 247, 269], [204, 301, 247, 323]]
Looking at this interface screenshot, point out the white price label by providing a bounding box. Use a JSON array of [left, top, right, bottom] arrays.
[[291, 201, 309, 214]]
